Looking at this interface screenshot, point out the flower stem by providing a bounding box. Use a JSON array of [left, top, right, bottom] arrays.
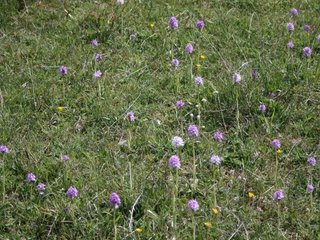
[[192, 213, 196, 240], [62, 81, 66, 100], [128, 129, 132, 150], [277, 203, 281, 236], [98, 78, 102, 98], [129, 161, 133, 191], [274, 154, 279, 185], [310, 174, 314, 216], [235, 86, 240, 132], [2, 155, 5, 203], [192, 141, 196, 192], [175, 72, 180, 94], [212, 167, 217, 207], [310, 190, 313, 215], [190, 55, 193, 80], [114, 211, 117, 240], [172, 169, 178, 239]]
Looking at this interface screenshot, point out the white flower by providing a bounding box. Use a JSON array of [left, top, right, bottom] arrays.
[[232, 73, 241, 83], [172, 136, 184, 148], [94, 70, 102, 78], [194, 76, 203, 86], [209, 155, 221, 165]]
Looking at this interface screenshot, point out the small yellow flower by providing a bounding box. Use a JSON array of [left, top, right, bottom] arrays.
[[276, 149, 283, 155], [57, 106, 64, 111], [204, 221, 212, 228], [212, 207, 219, 215], [150, 22, 155, 28], [200, 54, 206, 60], [196, 63, 201, 69], [248, 192, 254, 198], [135, 228, 143, 233]]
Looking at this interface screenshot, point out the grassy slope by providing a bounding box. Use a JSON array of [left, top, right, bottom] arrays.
[[0, 0, 319, 239]]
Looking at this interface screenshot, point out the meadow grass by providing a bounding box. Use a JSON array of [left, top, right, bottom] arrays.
[[0, 0, 320, 239]]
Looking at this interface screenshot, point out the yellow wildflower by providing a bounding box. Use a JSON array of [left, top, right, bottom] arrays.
[[150, 22, 155, 28], [135, 228, 143, 233], [276, 149, 283, 155], [200, 54, 206, 60], [57, 106, 64, 111], [196, 63, 201, 69], [212, 207, 219, 215], [204, 221, 212, 228], [248, 192, 254, 198]]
